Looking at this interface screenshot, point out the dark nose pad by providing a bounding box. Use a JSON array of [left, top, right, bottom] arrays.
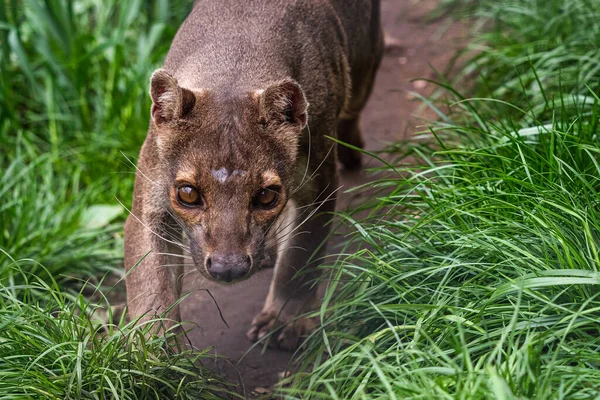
[[205, 253, 251, 282]]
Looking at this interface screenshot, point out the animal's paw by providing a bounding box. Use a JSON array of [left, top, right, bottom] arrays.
[[246, 308, 316, 351]]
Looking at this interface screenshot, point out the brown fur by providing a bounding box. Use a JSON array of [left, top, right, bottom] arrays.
[[125, 0, 383, 349]]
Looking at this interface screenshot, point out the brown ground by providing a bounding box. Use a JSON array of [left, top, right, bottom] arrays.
[[176, 0, 466, 397]]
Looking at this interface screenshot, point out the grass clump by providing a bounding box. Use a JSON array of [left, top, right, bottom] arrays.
[[0, 261, 233, 399], [451, 0, 600, 118], [0, 153, 122, 282], [283, 87, 600, 400]]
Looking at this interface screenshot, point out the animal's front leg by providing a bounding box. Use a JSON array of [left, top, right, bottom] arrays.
[[124, 212, 184, 330], [247, 176, 337, 350]]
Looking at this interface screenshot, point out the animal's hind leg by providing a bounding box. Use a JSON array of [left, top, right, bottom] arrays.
[[337, 62, 383, 171], [336, 48, 383, 170], [337, 116, 365, 170]]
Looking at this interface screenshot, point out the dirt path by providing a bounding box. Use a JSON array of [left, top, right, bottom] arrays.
[[180, 0, 467, 396]]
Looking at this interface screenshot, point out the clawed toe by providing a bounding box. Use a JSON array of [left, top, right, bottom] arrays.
[[247, 309, 314, 351]]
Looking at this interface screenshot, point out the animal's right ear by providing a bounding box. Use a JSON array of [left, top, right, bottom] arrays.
[[258, 79, 309, 130], [149, 69, 196, 125]]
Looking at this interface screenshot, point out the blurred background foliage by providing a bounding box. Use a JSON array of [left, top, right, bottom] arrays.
[[0, 0, 192, 276]]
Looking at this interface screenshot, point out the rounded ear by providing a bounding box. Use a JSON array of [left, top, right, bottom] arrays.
[[259, 79, 308, 129], [150, 69, 196, 124]]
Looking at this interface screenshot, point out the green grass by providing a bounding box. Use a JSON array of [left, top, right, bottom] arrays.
[[449, 0, 600, 119], [0, 153, 122, 282], [281, 0, 600, 398], [283, 88, 600, 399], [0, 0, 194, 275], [0, 0, 191, 201], [0, 261, 233, 399]]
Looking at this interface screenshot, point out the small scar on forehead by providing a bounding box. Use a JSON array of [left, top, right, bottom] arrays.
[[211, 168, 247, 183], [211, 167, 229, 183]]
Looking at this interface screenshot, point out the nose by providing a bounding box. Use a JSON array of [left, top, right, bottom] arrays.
[[205, 253, 251, 282]]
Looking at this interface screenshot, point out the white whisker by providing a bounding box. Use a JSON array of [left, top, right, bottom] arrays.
[[116, 198, 192, 255]]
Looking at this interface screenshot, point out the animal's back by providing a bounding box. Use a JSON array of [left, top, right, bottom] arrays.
[[164, 0, 382, 117]]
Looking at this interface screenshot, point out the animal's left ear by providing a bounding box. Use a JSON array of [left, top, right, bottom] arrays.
[[258, 79, 308, 129]]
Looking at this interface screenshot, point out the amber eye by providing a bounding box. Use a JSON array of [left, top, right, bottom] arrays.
[[253, 186, 280, 209], [177, 185, 203, 207]]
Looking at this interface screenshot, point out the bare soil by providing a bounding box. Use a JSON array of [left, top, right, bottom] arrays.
[[176, 0, 467, 396]]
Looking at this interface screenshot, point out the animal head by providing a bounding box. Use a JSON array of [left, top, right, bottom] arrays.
[[148, 69, 308, 283]]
